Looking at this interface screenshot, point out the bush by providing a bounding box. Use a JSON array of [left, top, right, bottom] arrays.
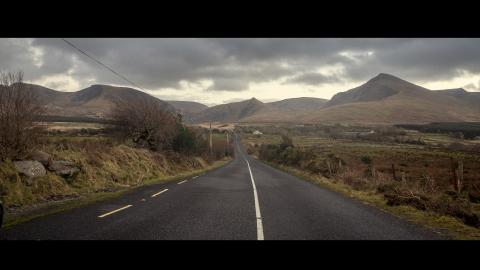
[[280, 134, 293, 150], [360, 156, 372, 165], [111, 98, 179, 151], [172, 126, 197, 154]]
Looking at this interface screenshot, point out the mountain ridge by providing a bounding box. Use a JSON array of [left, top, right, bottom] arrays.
[[21, 73, 480, 124], [22, 83, 175, 119]]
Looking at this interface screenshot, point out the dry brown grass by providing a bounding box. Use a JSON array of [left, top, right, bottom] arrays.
[[244, 133, 480, 229], [0, 136, 222, 211]]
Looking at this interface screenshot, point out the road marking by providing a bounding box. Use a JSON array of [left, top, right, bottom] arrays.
[[177, 180, 187, 185], [98, 205, 132, 218], [245, 159, 264, 240], [192, 176, 199, 179], [151, 189, 168, 198]]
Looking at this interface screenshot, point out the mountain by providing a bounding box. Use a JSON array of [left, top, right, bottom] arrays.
[[268, 97, 327, 111], [326, 73, 432, 107], [167, 101, 208, 115], [23, 73, 480, 125], [436, 88, 480, 107], [188, 98, 276, 123], [24, 83, 175, 119], [302, 73, 480, 124], [187, 97, 328, 124], [189, 73, 480, 124]]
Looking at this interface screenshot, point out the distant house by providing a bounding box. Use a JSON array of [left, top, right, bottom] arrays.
[[253, 130, 263, 135]]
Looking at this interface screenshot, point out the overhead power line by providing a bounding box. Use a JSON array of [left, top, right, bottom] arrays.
[[61, 38, 147, 91]]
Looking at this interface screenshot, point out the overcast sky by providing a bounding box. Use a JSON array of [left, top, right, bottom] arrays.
[[2, 38, 480, 105]]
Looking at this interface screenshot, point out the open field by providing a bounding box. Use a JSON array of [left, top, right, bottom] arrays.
[[193, 122, 235, 131], [242, 133, 480, 186], [40, 122, 106, 131], [397, 122, 480, 139]]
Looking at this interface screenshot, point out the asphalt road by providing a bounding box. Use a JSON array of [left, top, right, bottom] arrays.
[[0, 134, 444, 240]]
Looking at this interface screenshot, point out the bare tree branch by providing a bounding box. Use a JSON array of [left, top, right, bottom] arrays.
[[0, 71, 44, 160]]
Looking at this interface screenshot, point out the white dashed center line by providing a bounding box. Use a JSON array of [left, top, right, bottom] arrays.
[[98, 205, 132, 218], [177, 180, 187, 185], [151, 189, 168, 198]]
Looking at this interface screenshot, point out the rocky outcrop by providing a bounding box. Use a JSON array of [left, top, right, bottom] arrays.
[[13, 160, 47, 180], [48, 160, 80, 179], [13, 151, 80, 183], [28, 150, 52, 167]]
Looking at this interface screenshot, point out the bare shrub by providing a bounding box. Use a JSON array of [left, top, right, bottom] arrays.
[[0, 71, 44, 160], [111, 98, 179, 151], [379, 179, 480, 228], [338, 169, 369, 190], [280, 134, 293, 149]]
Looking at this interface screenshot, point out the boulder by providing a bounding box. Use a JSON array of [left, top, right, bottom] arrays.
[[48, 160, 80, 178], [28, 150, 52, 167], [14, 160, 46, 179]]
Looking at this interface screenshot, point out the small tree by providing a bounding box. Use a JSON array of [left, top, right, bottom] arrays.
[[111, 98, 179, 151], [0, 71, 44, 160], [172, 125, 196, 154], [280, 134, 293, 150]]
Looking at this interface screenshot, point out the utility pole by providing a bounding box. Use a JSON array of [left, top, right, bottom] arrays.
[[226, 130, 229, 156], [209, 122, 213, 156]]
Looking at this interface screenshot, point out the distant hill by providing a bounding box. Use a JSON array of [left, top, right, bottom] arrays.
[[188, 98, 275, 123], [187, 97, 328, 124], [268, 97, 327, 111], [436, 88, 480, 107], [167, 100, 208, 115], [24, 83, 175, 119]]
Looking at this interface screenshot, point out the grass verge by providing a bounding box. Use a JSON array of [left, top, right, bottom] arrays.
[[261, 160, 480, 240], [3, 158, 232, 229]]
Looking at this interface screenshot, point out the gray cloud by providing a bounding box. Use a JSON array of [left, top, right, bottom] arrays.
[[1, 38, 480, 92], [207, 78, 250, 91], [464, 80, 480, 91], [285, 72, 341, 86]]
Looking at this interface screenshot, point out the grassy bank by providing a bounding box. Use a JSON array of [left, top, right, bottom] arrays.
[[263, 161, 480, 239], [240, 132, 480, 239], [1, 136, 232, 228], [2, 158, 230, 228]]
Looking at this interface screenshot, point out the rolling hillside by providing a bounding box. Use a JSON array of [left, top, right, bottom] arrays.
[[167, 100, 208, 115], [268, 97, 327, 111], [24, 83, 175, 119], [188, 98, 273, 123]]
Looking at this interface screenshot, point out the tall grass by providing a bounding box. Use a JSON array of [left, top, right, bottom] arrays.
[[0, 136, 231, 211], [250, 138, 480, 228]]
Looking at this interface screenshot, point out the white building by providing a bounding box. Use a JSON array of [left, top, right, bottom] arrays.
[[253, 130, 263, 135]]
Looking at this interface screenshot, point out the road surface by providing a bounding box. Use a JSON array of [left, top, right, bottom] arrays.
[[0, 134, 444, 240]]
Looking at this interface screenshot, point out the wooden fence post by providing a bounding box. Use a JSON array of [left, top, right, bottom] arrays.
[[392, 164, 397, 181]]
